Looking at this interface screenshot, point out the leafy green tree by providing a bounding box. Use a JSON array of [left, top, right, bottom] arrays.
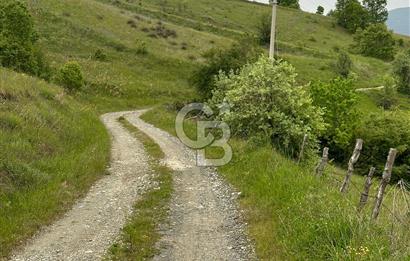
[[335, 0, 369, 33], [356, 110, 410, 181], [190, 37, 262, 99], [353, 23, 396, 60], [362, 0, 388, 24], [392, 52, 410, 94], [335, 51, 353, 77], [310, 77, 359, 159], [277, 0, 299, 9], [0, 0, 49, 78], [56, 61, 84, 91], [210, 56, 325, 158], [316, 6, 325, 15]]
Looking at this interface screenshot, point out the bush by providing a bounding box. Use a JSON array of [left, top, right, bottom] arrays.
[[355, 110, 410, 181], [392, 51, 410, 95], [92, 49, 107, 61], [310, 77, 359, 160], [370, 76, 398, 109], [190, 37, 262, 99], [257, 13, 271, 45], [210, 56, 325, 158], [56, 61, 84, 91], [353, 23, 396, 60], [334, 51, 352, 77], [0, 0, 50, 78]]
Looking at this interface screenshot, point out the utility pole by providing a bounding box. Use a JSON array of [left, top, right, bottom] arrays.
[[269, 0, 278, 59]]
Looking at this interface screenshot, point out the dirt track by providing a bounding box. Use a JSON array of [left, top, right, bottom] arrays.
[[11, 110, 255, 261]]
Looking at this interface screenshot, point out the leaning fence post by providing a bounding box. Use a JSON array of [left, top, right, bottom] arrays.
[[340, 139, 363, 193], [358, 167, 375, 212], [372, 148, 398, 220], [297, 134, 308, 164], [315, 147, 329, 176]]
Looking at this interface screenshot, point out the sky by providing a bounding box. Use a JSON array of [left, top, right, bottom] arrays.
[[251, 0, 410, 13]]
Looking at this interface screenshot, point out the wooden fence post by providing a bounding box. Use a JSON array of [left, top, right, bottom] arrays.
[[372, 148, 398, 220], [358, 167, 375, 212], [315, 147, 329, 176], [297, 134, 308, 164], [340, 139, 363, 193]]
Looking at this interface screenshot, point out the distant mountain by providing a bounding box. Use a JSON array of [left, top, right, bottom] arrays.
[[388, 7, 410, 36]]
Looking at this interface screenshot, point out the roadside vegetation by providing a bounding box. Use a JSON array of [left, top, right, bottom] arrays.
[[1, 0, 410, 259]]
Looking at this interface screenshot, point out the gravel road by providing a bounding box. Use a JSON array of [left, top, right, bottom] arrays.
[[11, 110, 255, 261], [125, 111, 255, 261], [11, 112, 152, 261]]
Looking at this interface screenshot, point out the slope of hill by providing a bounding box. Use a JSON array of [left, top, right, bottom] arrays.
[[388, 7, 410, 36], [0, 68, 109, 256], [2, 0, 410, 259]]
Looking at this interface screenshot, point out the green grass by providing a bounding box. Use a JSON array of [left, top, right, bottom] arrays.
[[99, 0, 410, 88], [0, 69, 110, 258], [1, 0, 409, 258], [106, 117, 173, 260], [142, 106, 410, 260]]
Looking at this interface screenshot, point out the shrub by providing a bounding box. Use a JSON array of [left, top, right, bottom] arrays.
[[257, 13, 271, 45], [210, 56, 325, 158], [353, 23, 396, 60], [310, 77, 359, 160], [56, 61, 84, 91], [0, 0, 50, 78], [370, 76, 398, 109], [334, 51, 352, 77], [190, 37, 262, 99], [355, 110, 410, 181], [392, 51, 410, 95], [92, 49, 107, 61]]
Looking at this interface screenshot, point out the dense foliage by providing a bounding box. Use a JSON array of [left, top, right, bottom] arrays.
[[278, 0, 300, 9], [316, 6, 325, 15], [56, 61, 84, 91], [310, 78, 359, 160], [356, 111, 410, 181], [362, 0, 388, 24], [334, 0, 369, 33], [353, 23, 396, 60], [0, 0, 50, 78], [190, 38, 261, 99], [392, 51, 410, 94], [335, 0, 387, 33], [210, 56, 325, 158]]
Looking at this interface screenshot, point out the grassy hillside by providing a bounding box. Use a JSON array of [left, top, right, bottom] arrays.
[[1, 0, 409, 258], [99, 0, 409, 88], [0, 68, 109, 256]]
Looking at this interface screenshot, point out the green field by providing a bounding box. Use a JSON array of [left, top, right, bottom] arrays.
[[1, 0, 410, 259]]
